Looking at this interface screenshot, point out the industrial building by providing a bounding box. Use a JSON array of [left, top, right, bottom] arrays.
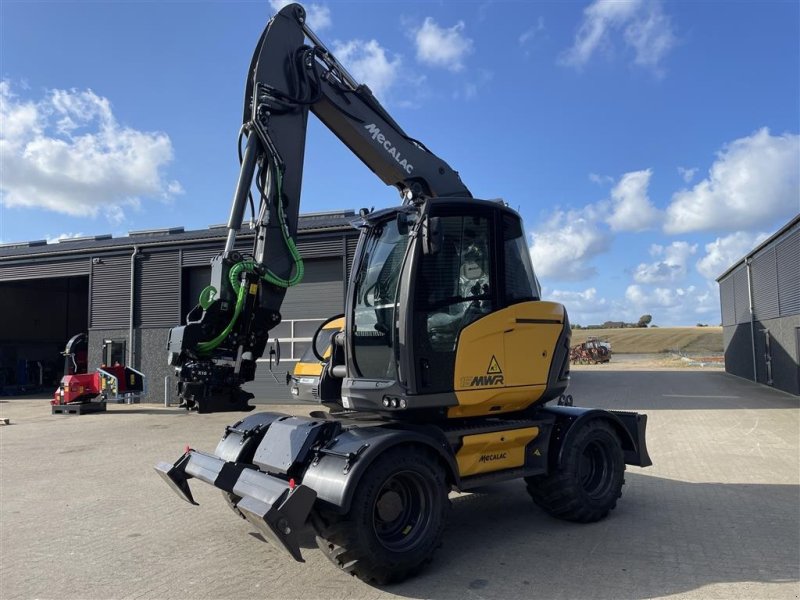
[[717, 215, 800, 396], [0, 211, 358, 404]]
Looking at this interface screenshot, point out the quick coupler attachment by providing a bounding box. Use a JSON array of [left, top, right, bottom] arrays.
[[154, 450, 317, 561]]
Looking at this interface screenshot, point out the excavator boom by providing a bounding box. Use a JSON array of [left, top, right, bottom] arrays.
[[166, 3, 471, 412]]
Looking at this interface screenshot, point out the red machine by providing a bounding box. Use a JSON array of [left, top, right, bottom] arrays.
[[52, 334, 145, 414]]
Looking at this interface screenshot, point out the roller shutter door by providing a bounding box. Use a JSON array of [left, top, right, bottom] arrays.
[[90, 255, 130, 328], [281, 258, 343, 320], [0, 257, 90, 281], [136, 251, 180, 327]]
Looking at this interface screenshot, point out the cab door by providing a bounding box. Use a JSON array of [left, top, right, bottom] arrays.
[[410, 207, 497, 395]]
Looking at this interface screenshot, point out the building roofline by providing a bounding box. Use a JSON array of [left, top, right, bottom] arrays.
[[0, 210, 358, 261], [716, 214, 800, 282]]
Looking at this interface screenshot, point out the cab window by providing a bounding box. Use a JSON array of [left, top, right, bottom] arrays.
[[413, 212, 494, 392]]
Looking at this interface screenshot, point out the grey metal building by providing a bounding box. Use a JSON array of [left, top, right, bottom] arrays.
[[717, 215, 800, 396], [0, 210, 359, 404]]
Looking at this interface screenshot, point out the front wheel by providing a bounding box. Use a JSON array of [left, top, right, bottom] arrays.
[[525, 420, 625, 523], [312, 446, 450, 585]]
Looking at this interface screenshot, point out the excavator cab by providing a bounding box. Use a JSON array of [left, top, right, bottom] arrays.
[[335, 198, 570, 418]]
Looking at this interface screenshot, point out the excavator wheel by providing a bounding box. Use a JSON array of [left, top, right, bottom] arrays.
[[311, 446, 450, 585], [524, 420, 625, 523]]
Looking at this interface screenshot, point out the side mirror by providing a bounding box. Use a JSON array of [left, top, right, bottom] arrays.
[[422, 216, 442, 256], [268, 339, 281, 369], [396, 212, 411, 235]]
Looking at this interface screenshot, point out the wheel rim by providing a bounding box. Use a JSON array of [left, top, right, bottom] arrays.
[[579, 440, 613, 499], [372, 470, 434, 552]]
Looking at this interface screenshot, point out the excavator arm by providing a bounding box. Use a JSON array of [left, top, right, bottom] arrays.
[[166, 3, 470, 412]]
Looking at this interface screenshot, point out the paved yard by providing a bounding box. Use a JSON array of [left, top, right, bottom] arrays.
[[1, 369, 798, 600]]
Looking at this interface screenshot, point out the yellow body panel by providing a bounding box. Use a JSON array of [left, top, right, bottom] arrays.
[[456, 427, 540, 477], [292, 317, 344, 378], [293, 362, 323, 377], [450, 301, 564, 418]]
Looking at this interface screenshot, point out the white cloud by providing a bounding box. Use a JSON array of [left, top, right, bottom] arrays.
[[0, 82, 181, 222], [414, 17, 473, 71], [589, 172, 614, 185], [696, 231, 770, 280], [452, 69, 493, 101], [606, 169, 661, 231], [332, 39, 401, 101], [530, 207, 611, 281], [622, 1, 676, 69], [547, 287, 609, 322], [560, 0, 675, 73], [665, 128, 800, 234], [519, 17, 545, 47], [677, 166, 697, 183], [269, 1, 331, 30], [624, 282, 718, 323], [633, 241, 697, 283], [46, 232, 84, 244]]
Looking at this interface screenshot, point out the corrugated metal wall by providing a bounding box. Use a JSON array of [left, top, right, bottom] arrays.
[[732, 266, 750, 324], [280, 258, 344, 320], [181, 236, 347, 267], [752, 248, 779, 320], [135, 251, 180, 327], [776, 229, 800, 316], [345, 236, 359, 283], [720, 276, 736, 326], [0, 257, 90, 281], [719, 221, 800, 395], [90, 255, 131, 329]]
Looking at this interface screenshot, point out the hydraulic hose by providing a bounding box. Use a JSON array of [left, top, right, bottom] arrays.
[[195, 162, 304, 355]]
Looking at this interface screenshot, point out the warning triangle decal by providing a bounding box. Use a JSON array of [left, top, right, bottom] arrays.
[[487, 355, 502, 375]]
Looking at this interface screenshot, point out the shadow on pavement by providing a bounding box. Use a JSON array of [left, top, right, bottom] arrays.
[[569, 370, 799, 411], [380, 472, 798, 599]]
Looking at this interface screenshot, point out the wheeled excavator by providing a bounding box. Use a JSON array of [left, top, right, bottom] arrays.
[[156, 3, 651, 584]]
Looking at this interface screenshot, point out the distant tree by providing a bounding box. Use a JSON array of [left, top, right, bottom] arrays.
[[637, 314, 653, 328], [572, 324, 583, 330], [696, 323, 707, 327]]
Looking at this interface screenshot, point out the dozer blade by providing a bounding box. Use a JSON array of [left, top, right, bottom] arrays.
[[154, 450, 316, 561]]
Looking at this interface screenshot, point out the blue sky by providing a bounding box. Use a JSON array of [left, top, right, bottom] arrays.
[[1, 0, 798, 326]]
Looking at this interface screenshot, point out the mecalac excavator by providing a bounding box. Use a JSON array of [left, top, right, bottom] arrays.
[[157, 3, 651, 584]]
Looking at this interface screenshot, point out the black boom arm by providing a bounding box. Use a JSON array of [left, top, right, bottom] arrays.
[[166, 3, 470, 412]]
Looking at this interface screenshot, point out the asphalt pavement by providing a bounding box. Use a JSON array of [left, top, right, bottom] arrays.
[[0, 368, 797, 600]]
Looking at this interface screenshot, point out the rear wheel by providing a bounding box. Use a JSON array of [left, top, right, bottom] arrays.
[[525, 420, 624, 523], [312, 446, 450, 585]]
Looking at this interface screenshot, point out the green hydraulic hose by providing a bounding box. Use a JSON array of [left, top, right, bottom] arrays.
[[195, 163, 304, 355], [261, 167, 304, 288], [196, 283, 247, 355]]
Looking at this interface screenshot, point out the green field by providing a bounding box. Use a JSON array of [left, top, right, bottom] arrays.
[[570, 327, 723, 355]]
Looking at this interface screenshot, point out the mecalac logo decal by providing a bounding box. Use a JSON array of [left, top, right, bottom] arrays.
[[461, 355, 504, 387], [364, 124, 414, 174], [478, 452, 507, 463]]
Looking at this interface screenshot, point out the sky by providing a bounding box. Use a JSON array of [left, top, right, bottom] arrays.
[[1, 0, 798, 327]]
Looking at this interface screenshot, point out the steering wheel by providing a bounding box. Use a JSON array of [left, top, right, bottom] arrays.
[[311, 313, 345, 362]]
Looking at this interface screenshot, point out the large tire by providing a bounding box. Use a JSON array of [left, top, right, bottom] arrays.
[[525, 420, 625, 523], [312, 446, 450, 585]]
